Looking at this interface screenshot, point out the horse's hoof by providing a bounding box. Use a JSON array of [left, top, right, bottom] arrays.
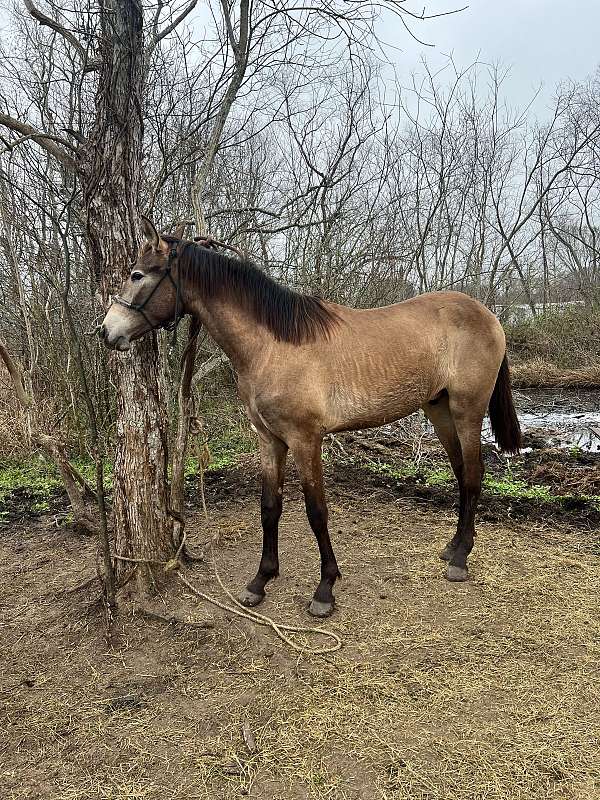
[[308, 598, 335, 618], [439, 545, 456, 562], [446, 564, 469, 582], [239, 588, 265, 607]]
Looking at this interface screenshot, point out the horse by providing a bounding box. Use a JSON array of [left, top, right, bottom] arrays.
[[100, 216, 522, 617]]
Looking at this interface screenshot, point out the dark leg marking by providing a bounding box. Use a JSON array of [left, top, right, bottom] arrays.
[[423, 398, 465, 564], [446, 406, 485, 582], [303, 484, 341, 617], [240, 437, 287, 607], [291, 437, 341, 617]]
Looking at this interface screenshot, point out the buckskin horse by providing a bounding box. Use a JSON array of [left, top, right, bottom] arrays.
[[100, 217, 522, 617]]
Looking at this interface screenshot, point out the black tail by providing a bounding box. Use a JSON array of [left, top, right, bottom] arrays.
[[489, 355, 522, 454]]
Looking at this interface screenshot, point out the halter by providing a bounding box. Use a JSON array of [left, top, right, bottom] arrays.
[[111, 245, 182, 334]]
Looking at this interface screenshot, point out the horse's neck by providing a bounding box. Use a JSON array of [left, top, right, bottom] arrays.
[[187, 295, 266, 372]]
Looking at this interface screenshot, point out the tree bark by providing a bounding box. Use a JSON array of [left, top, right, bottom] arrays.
[[82, 0, 173, 590]]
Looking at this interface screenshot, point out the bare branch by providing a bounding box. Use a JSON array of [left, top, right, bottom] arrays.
[[191, 353, 230, 389], [149, 0, 199, 57], [0, 112, 77, 171], [24, 0, 88, 62]]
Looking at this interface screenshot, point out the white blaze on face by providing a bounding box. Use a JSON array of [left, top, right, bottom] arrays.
[[100, 304, 139, 350]]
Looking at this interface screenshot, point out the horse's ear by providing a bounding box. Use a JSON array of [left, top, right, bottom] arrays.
[[140, 216, 159, 248], [140, 215, 168, 254]]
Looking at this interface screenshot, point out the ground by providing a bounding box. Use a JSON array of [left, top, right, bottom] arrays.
[[1, 456, 599, 800]]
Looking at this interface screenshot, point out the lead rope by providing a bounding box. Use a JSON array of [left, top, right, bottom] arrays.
[[176, 552, 342, 656], [114, 549, 342, 655], [169, 270, 182, 353]]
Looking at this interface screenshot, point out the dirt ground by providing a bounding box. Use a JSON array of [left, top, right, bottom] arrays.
[[1, 459, 599, 800]]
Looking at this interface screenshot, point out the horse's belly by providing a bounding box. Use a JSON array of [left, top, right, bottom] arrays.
[[325, 381, 426, 433]]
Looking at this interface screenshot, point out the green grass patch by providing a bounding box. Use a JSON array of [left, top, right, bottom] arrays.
[[425, 467, 454, 486], [0, 457, 114, 520], [0, 459, 63, 519], [4, 433, 596, 520], [362, 457, 454, 487], [362, 455, 600, 509], [361, 459, 419, 480], [71, 458, 113, 489], [0, 426, 257, 520], [482, 474, 555, 501], [208, 427, 256, 470], [184, 425, 257, 476]]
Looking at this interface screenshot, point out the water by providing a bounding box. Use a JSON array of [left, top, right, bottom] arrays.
[[491, 389, 600, 452], [359, 389, 599, 454]]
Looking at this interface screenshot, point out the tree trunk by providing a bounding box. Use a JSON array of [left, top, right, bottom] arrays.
[[82, 0, 172, 591], [112, 340, 172, 585]]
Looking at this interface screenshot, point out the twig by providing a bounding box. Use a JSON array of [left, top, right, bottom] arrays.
[[242, 719, 257, 754]]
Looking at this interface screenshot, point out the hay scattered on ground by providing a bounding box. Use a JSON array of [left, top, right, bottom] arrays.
[[1, 491, 600, 799], [512, 359, 600, 388]]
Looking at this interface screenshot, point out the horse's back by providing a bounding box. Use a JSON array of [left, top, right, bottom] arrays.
[[330, 290, 501, 333], [327, 291, 504, 365], [318, 291, 506, 431], [247, 291, 506, 439]]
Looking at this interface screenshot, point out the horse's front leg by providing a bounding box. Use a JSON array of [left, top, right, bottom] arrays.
[[290, 436, 341, 618], [239, 434, 288, 607]]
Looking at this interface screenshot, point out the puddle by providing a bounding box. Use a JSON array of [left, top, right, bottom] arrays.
[[486, 389, 600, 452], [350, 389, 599, 454]]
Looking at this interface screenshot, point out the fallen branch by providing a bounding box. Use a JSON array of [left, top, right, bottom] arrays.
[[33, 434, 98, 535], [511, 359, 600, 389]]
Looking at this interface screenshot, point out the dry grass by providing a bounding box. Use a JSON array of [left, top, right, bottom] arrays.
[[511, 359, 600, 388], [505, 308, 600, 373], [2, 492, 600, 800]]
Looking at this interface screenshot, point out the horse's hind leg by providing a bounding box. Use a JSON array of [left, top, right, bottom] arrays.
[[239, 434, 288, 607], [445, 399, 486, 582], [423, 395, 465, 562], [290, 435, 341, 618]]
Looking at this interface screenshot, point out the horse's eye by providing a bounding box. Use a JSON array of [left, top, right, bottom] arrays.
[[131, 271, 145, 282]]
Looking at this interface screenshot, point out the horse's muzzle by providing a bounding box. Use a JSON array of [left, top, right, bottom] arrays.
[[98, 323, 131, 351]]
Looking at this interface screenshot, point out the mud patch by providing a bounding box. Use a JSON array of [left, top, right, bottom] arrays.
[[326, 427, 600, 527]]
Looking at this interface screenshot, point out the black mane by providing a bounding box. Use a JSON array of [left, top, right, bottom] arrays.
[[172, 239, 339, 345]]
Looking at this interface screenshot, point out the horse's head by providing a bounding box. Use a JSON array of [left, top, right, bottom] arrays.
[[99, 217, 182, 351]]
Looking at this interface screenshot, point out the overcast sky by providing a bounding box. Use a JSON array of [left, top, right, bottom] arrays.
[[383, 0, 600, 117], [0, 1, 597, 121]]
